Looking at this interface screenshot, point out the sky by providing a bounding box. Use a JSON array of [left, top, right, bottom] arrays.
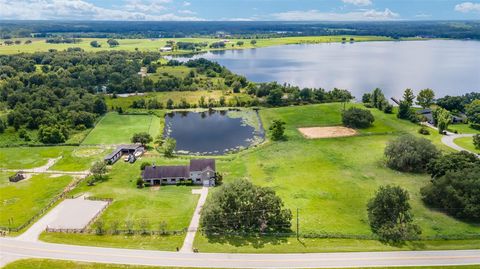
[[1, 0, 480, 21]]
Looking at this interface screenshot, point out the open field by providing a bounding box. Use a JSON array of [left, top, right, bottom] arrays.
[[0, 147, 69, 170], [106, 91, 253, 111], [5, 103, 478, 253], [0, 36, 399, 55], [82, 113, 162, 145], [5, 259, 479, 269], [0, 174, 73, 228], [49, 146, 111, 172], [448, 124, 480, 134], [453, 137, 480, 153]]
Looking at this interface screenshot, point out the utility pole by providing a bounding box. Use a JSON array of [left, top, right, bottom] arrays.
[[296, 208, 299, 240]]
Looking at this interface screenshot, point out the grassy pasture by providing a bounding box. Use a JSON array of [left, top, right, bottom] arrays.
[[454, 136, 480, 153], [82, 113, 162, 145], [0, 174, 73, 228], [0, 146, 68, 169], [49, 146, 111, 171], [448, 123, 480, 134], [106, 91, 253, 111], [6, 259, 479, 269], [0, 36, 397, 55]]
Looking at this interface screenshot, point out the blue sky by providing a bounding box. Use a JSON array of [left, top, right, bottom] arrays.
[[1, 0, 480, 21]]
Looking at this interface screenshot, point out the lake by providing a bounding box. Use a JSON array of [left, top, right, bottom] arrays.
[[174, 40, 480, 99], [164, 110, 263, 155]]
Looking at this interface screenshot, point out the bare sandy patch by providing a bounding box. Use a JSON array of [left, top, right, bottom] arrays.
[[298, 126, 357, 139]]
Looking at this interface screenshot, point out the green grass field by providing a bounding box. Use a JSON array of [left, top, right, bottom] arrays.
[[0, 174, 73, 228], [106, 91, 253, 111], [453, 136, 480, 153], [49, 146, 111, 171], [448, 123, 480, 134], [0, 36, 399, 55], [82, 113, 162, 145], [0, 146, 69, 169], [5, 259, 479, 269]]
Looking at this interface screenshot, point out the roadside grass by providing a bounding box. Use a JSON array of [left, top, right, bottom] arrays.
[[0, 36, 397, 55], [0, 174, 73, 228], [0, 146, 69, 169], [106, 91, 252, 111], [49, 146, 111, 172], [453, 137, 480, 153], [6, 259, 479, 269], [195, 234, 480, 253], [41, 158, 199, 250], [448, 123, 480, 134], [82, 113, 161, 145]]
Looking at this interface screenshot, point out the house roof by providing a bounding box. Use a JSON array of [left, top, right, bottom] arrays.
[[104, 144, 143, 160], [143, 165, 189, 179], [190, 159, 215, 172]]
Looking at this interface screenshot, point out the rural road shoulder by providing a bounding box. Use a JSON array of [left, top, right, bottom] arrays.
[[1, 238, 479, 268]]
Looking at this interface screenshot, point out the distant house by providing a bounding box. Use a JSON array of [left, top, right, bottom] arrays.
[[142, 159, 216, 187], [417, 109, 467, 125], [160, 47, 172, 52], [104, 144, 144, 165]]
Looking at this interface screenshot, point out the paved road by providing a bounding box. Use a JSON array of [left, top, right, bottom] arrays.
[[1, 238, 479, 268], [180, 187, 209, 253], [423, 123, 478, 157]]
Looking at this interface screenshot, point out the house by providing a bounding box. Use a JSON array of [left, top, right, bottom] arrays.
[[160, 47, 172, 52], [104, 144, 144, 165], [142, 159, 216, 187], [417, 109, 467, 125]]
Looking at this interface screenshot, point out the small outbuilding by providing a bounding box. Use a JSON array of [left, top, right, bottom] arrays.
[[104, 144, 144, 165]]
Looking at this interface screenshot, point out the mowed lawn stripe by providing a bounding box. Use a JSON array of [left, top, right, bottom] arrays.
[[82, 113, 161, 145]]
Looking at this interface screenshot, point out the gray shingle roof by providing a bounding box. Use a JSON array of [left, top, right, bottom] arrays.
[[190, 159, 216, 172], [143, 165, 189, 179]]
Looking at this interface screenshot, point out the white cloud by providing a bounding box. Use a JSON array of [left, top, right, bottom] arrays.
[[342, 0, 372, 6], [123, 0, 170, 13], [178, 9, 196, 15], [454, 2, 480, 13], [182, 1, 191, 7], [271, 8, 399, 21]]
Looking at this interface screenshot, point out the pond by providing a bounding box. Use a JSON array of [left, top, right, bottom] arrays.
[[164, 109, 264, 155], [172, 40, 480, 99]]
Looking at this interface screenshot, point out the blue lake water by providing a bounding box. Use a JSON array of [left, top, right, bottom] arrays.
[[164, 110, 261, 155], [173, 40, 480, 99]]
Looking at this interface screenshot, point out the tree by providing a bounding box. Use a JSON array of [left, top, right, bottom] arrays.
[[232, 81, 242, 93], [163, 137, 176, 157], [166, 98, 174, 109], [421, 166, 480, 220], [250, 40, 257, 45], [342, 107, 375, 128], [362, 93, 372, 104], [371, 88, 386, 110], [0, 118, 4, 133], [269, 119, 286, 141], [384, 134, 439, 172], [24, 40, 32, 45], [416, 89, 435, 108], [90, 40, 101, 48], [131, 132, 153, 146], [90, 161, 107, 185], [266, 88, 283, 106], [140, 162, 152, 170], [136, 177, 144, 188], [426, 151, 479, 179], [200, 179, 292, 234], [38, 125, 68, 144], [474, 134, 480, 149], [465, 99, 480, 128], [236, 41, 244, 46], [93, 98, 107, 115], [402, 89, 415, 107], [433, 107, 451, 134], [107, 39, 119, 47], [367, 185, 421, 243]]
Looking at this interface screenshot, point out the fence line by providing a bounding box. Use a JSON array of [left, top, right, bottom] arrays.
[[45, 228, 186, 236]]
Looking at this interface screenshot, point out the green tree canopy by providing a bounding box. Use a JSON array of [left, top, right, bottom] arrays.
[[269, 119, 286, 141], [426, 151, 479, 179], [402, 89, 415, 107], [465, 99, 480, 128], [342, 107, 374, 129], [131, 132, 153, 146], [384, 134, 439, 172], [200, 179, 292, 234], [416, 88, 435, 108], [367, 185, 421, 243], [163, 137, 176, 157]]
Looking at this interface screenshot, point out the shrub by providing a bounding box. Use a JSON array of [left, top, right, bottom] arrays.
[[474, 134, 480, 149], [131, 132, 152, 146], [342, 107, 374, 129], [383, 104, 393, 114], [426, 151, 479, 179], [421, 166, 480, 220], [136, 178, 144, 188], [367, 185, 421, 243], [269, 119, 286, 141], [163, 138, 176, 157], [418, 126, 430, 135], [201, 179, 292, 234], [384, 134, 439, 172], [140, 162, 151, 170], [38, 124, 68, 144]]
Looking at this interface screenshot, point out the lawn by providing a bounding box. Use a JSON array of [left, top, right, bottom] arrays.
[[0, 174, 73, 229], [453, 136, 480, 154], [82, 113, 162, 145], [6, 259, 479, 269], [41, 158, 200, 250], [448, 123, 480, 134], [0, 36, 399, 55], [0, 146, 69, 170], [49, 146, 111, 172]]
